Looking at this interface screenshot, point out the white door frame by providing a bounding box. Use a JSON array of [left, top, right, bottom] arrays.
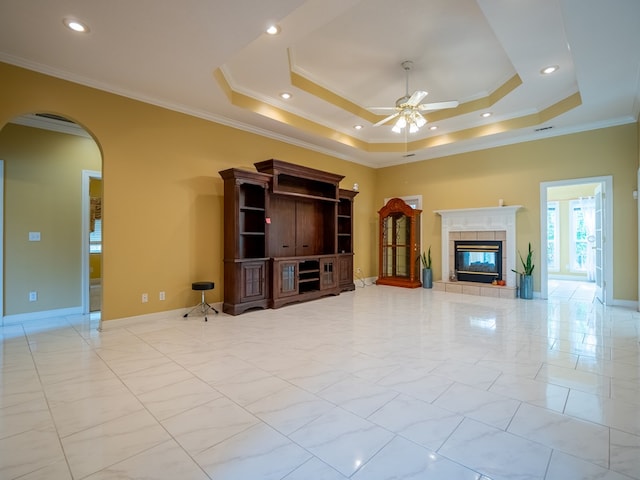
[[81, 170, 101, 314], [539, 176, 613, 302]]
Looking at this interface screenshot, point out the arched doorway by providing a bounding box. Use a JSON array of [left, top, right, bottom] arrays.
[[0, 113, 103, 324]]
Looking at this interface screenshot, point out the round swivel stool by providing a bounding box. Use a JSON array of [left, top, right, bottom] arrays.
[[183, 281, 218, 322]]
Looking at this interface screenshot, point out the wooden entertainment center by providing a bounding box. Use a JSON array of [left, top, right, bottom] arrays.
[[219, 160, 358, 315]]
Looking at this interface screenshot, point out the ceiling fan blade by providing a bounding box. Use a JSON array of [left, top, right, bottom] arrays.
[[418, 100, 459, 111], [373, 112, 399, 127], [407, 90, 428, 106]]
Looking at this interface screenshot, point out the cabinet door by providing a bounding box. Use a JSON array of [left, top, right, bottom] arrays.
[[320, 257, 337, 290], [240, 261, 267, 302], [338, 255, 354, 289], [269, 196, 296, 257], [295, 199, 316, 256], [276, 261, 298, 297]]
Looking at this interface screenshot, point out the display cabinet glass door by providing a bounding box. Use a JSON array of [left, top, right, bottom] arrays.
[[320, 257, 337, 290], [278, 261, 298, 297], [382, 214, 412, 278]]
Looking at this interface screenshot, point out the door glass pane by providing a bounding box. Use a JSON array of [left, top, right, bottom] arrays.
[[282, 264, 296, 291]]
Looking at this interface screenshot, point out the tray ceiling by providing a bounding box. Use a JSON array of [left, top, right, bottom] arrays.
[[1, 0, 639, 167]]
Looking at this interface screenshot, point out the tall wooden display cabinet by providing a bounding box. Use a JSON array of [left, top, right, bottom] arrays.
[[376, 197, 422, 288]]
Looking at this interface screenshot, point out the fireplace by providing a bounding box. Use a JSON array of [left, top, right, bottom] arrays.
[[455, 240, 502, 284], [434, 206, 521, 298]]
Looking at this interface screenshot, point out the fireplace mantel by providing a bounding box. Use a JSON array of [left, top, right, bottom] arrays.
[[434, 205, 522, 220], [435, 206, 522, 288]]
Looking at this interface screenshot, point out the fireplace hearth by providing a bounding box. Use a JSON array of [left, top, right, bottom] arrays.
[[455, 240, 502, 283]]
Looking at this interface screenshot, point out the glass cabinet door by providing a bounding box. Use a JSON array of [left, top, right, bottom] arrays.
[[320, 258, 337, 289], [278, 261, 298, 297], [382, 213, 411, 278]]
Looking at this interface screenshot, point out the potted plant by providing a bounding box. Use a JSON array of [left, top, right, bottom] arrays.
[[420, 247, 433, 289], [512, 242, 534, 299]]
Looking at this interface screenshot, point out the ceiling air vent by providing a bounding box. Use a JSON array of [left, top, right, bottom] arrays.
[[535, 126, 554, 132], [402, 153, 415, 158]]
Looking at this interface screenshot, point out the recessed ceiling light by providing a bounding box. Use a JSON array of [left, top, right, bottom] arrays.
[[481, 112, 492, 118], [429, 126, 438, 131], [280, 92, 291, 100], [63, 18, 89, 33], [266, 25, 280, 35], [354, 125, 363, 130], [541, 65, 559, 75]]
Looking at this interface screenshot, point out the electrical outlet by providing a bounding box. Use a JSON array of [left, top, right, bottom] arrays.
[[141, 293, 148, 303], [29, 291, 37, 302], [159, 291, 165, 301], [356, 267, 362, 274]]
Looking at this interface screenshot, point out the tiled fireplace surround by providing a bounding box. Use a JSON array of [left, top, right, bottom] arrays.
[[434, 206, 521, 299]]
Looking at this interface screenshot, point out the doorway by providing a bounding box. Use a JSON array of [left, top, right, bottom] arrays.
[[540, 176, 613, 303], [0, 114, 101, 322], [82, 170, 102, 313]]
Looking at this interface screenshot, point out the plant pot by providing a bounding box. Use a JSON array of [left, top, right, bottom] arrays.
[[520, 274, 533, 299], [422, 268, 432, 289]]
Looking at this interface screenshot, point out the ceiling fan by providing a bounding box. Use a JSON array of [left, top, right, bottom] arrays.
[[371, 61, 459, 133]]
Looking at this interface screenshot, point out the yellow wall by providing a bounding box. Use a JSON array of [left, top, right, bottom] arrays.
[[90, 254, 102, 280], [0, 61, 638, 320], [0, 62, 376, 320], [89, 177, 102, 280], [0, 123, 101, 315], [376, 125, 638, 301]]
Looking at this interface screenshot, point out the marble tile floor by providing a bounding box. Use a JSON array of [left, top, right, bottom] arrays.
[[548, 279, 597, 302], [1, 286, 639, 479]]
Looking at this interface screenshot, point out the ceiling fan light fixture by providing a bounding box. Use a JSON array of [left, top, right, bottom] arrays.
[[372, 60, 459, 134]]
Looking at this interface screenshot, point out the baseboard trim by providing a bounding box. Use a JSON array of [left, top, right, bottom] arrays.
[[610, 298, 638, 309], [99, 303, 223, 331], [2, 306, 83, 325]]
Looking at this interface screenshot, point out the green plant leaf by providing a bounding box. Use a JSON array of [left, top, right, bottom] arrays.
[[420, 246, 432, 269]]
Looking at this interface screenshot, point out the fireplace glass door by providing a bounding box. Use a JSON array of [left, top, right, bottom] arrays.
[[454, 240, 502, 283]]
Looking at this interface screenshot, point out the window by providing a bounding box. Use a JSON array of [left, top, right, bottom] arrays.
[[569, 198, 594, 271], [546, 202, 559, 271], [89, 219, 102, 253]]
